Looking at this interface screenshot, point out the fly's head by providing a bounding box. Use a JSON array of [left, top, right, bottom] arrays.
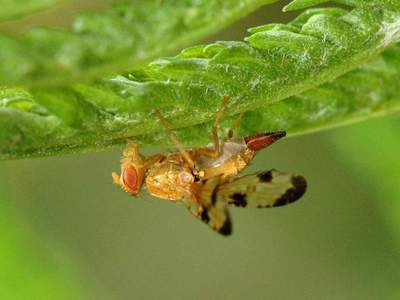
[[112, 141, 145, 195]]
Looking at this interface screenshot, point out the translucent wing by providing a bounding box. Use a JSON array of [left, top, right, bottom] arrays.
[[218, 169, 307, 208], [183, 176, 232, 236]]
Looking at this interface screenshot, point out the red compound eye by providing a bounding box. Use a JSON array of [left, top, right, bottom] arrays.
[[123, 165, 138, 192]]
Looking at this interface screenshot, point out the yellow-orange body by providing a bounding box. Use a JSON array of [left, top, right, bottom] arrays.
[[143, 139, 256, 201], [145, 153, 194, 201], [111, 95, 299, 236]]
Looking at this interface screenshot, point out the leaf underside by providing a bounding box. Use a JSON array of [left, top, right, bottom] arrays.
[[1, 0, 400, 160]]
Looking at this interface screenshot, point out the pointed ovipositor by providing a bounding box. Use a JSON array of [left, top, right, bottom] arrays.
[[244, 131, 286, 151]]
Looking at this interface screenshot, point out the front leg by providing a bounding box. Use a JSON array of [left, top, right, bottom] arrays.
[[193, 94, 230, 160], [210, 94, 229, 157], [227, 112, 244, 139], [122, 139, 143, 166], [144, 154, 165, 169], [191, 147, 220, 159], [154, 109, 196, 170]]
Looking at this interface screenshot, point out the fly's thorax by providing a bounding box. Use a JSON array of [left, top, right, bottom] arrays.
[[145, 155, 195, 201]]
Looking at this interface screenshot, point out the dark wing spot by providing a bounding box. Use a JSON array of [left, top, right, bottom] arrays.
[[274, 189, 296, 207], [258, 170, 273, 182], [229, 193, 248, 207], [292, 175, 307, 196], [218, 219, 232, 236], [200, 210, 210, 223], [274, 175, 307, 207], [211, 184, 219, 205]]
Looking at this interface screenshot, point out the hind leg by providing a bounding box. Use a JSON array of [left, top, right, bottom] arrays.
[[227, 112, 244, 139], [193, 95, 230, 159]]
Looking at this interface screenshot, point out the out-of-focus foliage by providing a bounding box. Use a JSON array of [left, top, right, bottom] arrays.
[[0, 0, 279, 86], [332, 116, 400, 245], [0, 0, 64, 21], [0, 184, 87, 300]]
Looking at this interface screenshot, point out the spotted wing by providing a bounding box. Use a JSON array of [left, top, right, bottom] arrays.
[[218, 169, 306, 208], [183, 176, 232, 236]]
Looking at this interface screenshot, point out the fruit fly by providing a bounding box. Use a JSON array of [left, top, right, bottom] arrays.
[[112, 95, 307, 236]]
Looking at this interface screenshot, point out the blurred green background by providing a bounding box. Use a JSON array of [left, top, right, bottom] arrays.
[[1, 1, 400, 299]]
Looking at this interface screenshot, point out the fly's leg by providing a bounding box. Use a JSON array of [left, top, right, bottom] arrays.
[[192, 95, 230, 159], [227, 112, 244, 139], [112, 172, 121, 185], [143, 154, 165, 169], [123, 139, 139, 158], [123, 139, 164, 169], [211, 94, 229, 156], [121, 139, 144, 166], [154, 94, 228, 169], [154, 109, 196, 170]]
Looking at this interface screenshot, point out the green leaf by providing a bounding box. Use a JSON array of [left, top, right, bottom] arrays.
[[1, 1, 400, 160], [0, 0, 63, 21], [284, 0, 400, 11], [119, 45, 400, 147], [0, 0, 279, 86], [283, 0, 332, 12]]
